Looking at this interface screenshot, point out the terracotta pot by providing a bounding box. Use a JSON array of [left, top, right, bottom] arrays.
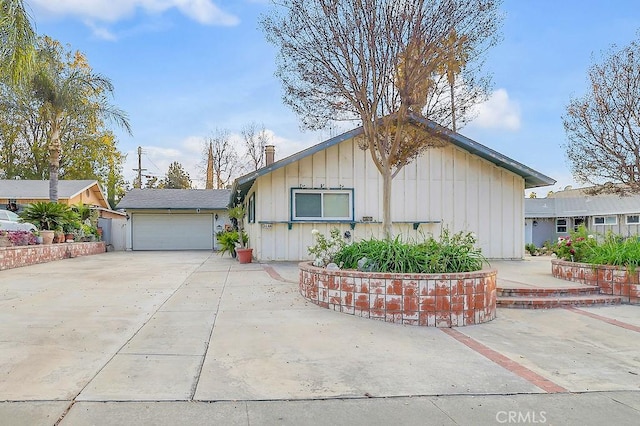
[[236, 248, 253, 264], [40, 230, 55, 245]]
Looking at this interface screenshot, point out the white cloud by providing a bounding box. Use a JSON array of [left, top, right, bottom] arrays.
[[122, 127, 322, 189], [469, 89, 521, 131], [30, 0, 239, 26]]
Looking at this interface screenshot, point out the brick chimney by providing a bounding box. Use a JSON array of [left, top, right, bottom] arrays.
[[265, 145, 275, 166]]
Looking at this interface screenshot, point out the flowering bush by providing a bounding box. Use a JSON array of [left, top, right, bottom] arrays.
[[307, 228, 345, 267], [0, 230, 38, 247], [552, 225, 596, 262]]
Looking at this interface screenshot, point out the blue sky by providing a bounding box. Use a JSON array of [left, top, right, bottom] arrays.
[[28, 0, 640, 194]]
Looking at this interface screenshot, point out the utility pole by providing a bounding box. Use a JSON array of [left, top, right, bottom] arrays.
[[132, 146, 147, 189]]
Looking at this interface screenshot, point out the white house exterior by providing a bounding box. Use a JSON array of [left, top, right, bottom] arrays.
[[232, 117, 555, 261]]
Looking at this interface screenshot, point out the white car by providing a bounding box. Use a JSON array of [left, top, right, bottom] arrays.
[[0, 210, 37, 232]]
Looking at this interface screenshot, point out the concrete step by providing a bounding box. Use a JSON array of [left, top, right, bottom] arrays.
[[497, 286, 601, 298], [497, 294, 623, 309]]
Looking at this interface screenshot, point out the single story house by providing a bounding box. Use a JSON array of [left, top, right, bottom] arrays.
[[116, 189, 232, 250], [0, 179, 128, 249], [231, 116, 555, 261], [0, 179, 113, 212], [525, 187, 640, 246]]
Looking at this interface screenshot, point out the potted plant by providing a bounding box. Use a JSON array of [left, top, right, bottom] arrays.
[[228, 204, 252, 263], [19, 202, 72, 245], [217, 230, 244, 258]]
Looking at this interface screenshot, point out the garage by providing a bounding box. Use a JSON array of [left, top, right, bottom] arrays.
[[116, 189, 232, 251], [132, 214, 214, 250]]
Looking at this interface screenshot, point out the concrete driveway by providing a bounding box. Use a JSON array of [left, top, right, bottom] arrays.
[[0, 252, 639, 425]]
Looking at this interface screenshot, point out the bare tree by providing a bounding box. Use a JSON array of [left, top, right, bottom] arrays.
[[206, 129, 240, 189], [263, 0, 501, 237], [241, 122, 271, 171], [563, 38, 640, 195]]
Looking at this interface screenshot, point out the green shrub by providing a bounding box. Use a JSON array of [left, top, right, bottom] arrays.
[[584, 233, 640, 269], [217, 230, 248, 257], [525, 243, 537, 256], [332, 229, 487, 274], [19, 202, 72, 231], [307, 228, 346, 267]]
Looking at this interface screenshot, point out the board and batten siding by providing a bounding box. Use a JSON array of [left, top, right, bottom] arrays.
[[246, 137, 524, 261]]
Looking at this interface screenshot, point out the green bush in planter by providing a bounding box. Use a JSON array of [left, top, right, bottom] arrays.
[[332, 229, 488, 274], [19, 202, 72, 231], [217, 230, 248, 257]]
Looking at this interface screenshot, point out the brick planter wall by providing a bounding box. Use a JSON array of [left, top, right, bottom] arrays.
[[0, 242, 106, 271], [299, 262, 497, 327], [551, 259, 640, 305]]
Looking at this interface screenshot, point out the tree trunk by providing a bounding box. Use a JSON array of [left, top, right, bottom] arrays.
[[49, 115, 62, 202], [450, 81, 456, 133], [382, 167, 393, 240]]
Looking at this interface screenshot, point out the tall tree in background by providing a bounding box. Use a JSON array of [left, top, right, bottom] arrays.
[[263, 0, 501, 237], [0, 0, 36, 84], [205, 142, 214, 189], [0, 37, 128, 200], [563, 38, 640, 195], [241, 122, 271, 171], [206, 129, 239, 189], [159, 161, 192, 189], [29, 37, 131, 202], [437, 30, 469, 133]]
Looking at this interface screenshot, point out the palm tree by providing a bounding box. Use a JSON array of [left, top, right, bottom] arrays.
[[437, 30, 469, 133], [31, 38, 132, 201], [0, 0, 36, 84]]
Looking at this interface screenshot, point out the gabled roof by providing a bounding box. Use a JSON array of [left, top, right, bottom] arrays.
[[231, 115, 556, 201], [116, 189, 231, 210], [525, 193, 640, 218], [0, 179, 100, 198], [0, 179, 109, 207]]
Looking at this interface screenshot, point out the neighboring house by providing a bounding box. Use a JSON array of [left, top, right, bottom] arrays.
[[0, 179, 127, 248], [0, 179, 112, 211], [116, 189, 232, 251], [525, 187, 640, 246], [231, 116, 555, 262]]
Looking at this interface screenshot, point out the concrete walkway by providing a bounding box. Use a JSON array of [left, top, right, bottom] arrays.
[[0, 253, 638, 425]]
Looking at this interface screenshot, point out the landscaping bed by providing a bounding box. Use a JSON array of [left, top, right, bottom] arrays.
[[0, 242, 106, 271], [551, 259, 640, 305], [299, 262, 497, 327]]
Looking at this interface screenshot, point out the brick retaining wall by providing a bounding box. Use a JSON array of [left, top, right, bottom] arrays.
[[299, 262, 497, 327], [551, 259, 640, 304], [0, 242, 106, 271]]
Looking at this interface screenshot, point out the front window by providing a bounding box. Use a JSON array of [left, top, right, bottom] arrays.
[[593, 216, 617, 226], [248, 193, 255, 223], [626, 215, 639, 225], [291, 189, 353, 221], [556, 218, 567, 233]]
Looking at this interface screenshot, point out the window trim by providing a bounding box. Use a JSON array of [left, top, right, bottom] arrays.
[[593, 215, 617, 226], [625, 215, 639, 225], [556, 218, 567, 233], [290, 188, 354, 221], [248, 193, 255, 224]]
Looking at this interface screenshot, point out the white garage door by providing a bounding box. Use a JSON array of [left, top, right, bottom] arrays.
[[132, 214, 213, 250]]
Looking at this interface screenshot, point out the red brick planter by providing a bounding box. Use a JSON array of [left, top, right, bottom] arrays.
[[0, 242, 106, 271], [299, 262, 497, 327], [551, 259, 640, 305]]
